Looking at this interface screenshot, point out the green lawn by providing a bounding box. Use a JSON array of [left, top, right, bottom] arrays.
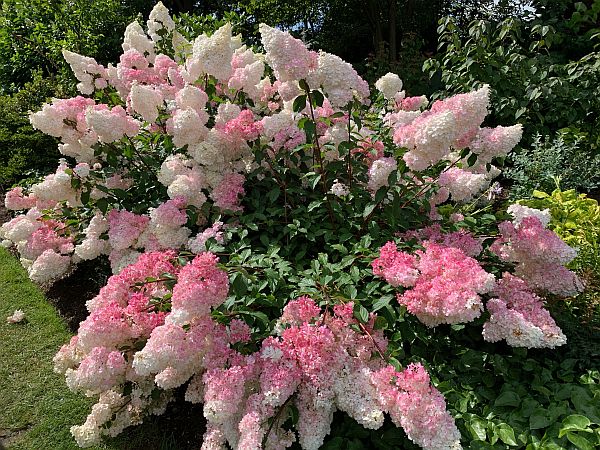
[[0, 248, 202, 450], [0, 247, 94, 449]]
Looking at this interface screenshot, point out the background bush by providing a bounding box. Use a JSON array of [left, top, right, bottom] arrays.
[[0, 76, 61, 189]]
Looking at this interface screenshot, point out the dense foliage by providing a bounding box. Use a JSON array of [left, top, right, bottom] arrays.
[[1, 2, 598, 450], [0, 76, 62, 188], [425, 1, 600, 196], [504, 131, 600, 199]]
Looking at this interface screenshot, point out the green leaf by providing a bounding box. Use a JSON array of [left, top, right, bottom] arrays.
[[515, 107, 527, 119], [373, 315, 387, 330], [559, 415, 593, 437], [374, 186, 388, 203], [289, 404, 299, 425], [353, 303, 369, 324], [467, 153, 478, 166], [267, 186, 280, 202], [96, 197, 109, 214], [311, 89, 324, 107], [372, 295, 392, 312], [566, 432, 594, 450], [363, 203, 376, 218], [321, 437, 344, 450], [80, 189, 90, 204], [293, 95, 307, 113], [494, 391, 521, 407], [303, 120, 316, 141], [298, 79, 310, 92], [532, 190, 549, 198], [232, 273, 247, 296], [310, 173, 321, 190], [529, 410, 552, 429], [469, 417, 488, 440], [497, 423, 517, 446]]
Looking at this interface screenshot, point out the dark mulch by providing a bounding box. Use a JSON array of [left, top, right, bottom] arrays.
[[115, 389, 207, 450], [45, 257, 110, 332]]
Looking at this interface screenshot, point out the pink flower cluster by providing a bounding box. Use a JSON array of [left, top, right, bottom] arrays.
[[391, 84, 522, 180], [259, 24, 318, 82], [0, 210, 74, 283], [169, 252, 229, 323], [77, 251, 178, 350], [209, 173, 246, 212], [54, 249, 239, 446], [483, 273, 566, 348], [393, 86, 489, 171], [372, 363, 462, 450], [372, 242, 419, 287], [400, 95, 428, 112], [373, 240, 494, 327], [491, 217, 583, 296], [107, 210, 149, 266], [4, 187, 36, 211], [199, 297, 461, 450], [401, 224, 482, 257], [353, 138, 385, 166], [188, 221, 225, 254], [217, 109, 264, 142]]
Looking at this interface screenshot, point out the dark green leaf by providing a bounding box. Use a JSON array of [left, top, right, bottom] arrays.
[[293, 95, 307, 113], [494, 391, 521, 407]]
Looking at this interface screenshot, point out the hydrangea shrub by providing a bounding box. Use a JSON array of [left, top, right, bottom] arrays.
[[0, 2, 585, 449]]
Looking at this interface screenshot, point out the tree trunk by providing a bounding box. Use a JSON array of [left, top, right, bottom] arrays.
[[365, 0, 384, 57], [389, 0, 397, 62]]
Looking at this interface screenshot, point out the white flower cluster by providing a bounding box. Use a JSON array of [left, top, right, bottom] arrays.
[[469, 124, 523, 165], [438, 168, 490, 202], [184, 23, 238, 83], [375, 72, 403, 100], [85, 106, 140, 143], [1, 208, 42, 245], [310, 51, 370, 107], [122, 21, 155, 62], [401, 110, 458, 171], [368, 157, 398, 194], [147, 1, 175, 42], [484, 298, 567, 348], [259, 24, 316, 82], [62, 50, 108, 95], [6, 309, 25, 324], [75, 214, 110, 261], [32, 165, 81, 207], [228, 47, 265, 100], [69, 385, 169, 448], [333, 366, 385, 429], [507, 204, 551, 227], [129, 83, 164, 122], [330, 179, 350, 197], [28, 249, 71, 284]]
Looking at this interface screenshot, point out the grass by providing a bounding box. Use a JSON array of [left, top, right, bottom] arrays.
[[0, 247, 94, 449], [0, 248, 202, 450]]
